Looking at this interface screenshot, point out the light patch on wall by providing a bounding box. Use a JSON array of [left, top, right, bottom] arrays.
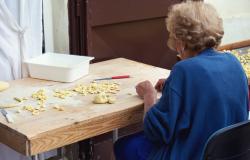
[[43, 0, 69, 53], [205, 0, 250, 44]]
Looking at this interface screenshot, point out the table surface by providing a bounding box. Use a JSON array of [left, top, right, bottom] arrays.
[[0, 58, 170, 156]]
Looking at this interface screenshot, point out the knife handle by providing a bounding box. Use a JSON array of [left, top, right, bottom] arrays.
[[112, 75, 130, 79], [6, 114, 14, 123]]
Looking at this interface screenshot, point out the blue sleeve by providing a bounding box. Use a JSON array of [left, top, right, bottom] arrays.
[[144, 65, 190, 145]]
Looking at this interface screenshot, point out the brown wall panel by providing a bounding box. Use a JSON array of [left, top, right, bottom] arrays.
[[89, 0, 181, 26], [86, 0, 181, 69], [88, 18, 178, 69], [69, 0, 181, 69]]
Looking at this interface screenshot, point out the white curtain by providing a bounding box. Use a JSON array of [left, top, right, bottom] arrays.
[[0, 0, 56, 159], [0, 0, 43, 80]]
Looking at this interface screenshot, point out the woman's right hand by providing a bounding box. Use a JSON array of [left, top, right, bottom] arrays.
[[154, 79, 166, 92]]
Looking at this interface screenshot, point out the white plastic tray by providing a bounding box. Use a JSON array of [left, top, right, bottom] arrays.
[[24, 53, 94, 82]]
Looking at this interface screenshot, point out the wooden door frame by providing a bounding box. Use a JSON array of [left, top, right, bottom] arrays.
[[68, 0, 87, 55]]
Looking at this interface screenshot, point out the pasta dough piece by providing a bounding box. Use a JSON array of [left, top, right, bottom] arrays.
[[108, 97, 116, 104], [0, 81, 9, 92], [53, 105, 65, 111], [0, 103, 17, 109], [93, 93, 109, 104], [93, 93, 116, 104]]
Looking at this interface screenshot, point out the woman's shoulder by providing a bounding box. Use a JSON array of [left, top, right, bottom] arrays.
[[175, 49, 240, 67], [215, 50, 243, 67]]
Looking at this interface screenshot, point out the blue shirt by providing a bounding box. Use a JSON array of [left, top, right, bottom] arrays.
[[144, 48, 249, 160]]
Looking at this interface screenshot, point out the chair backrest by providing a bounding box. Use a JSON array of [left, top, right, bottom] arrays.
[[202, 121, 250, 160]]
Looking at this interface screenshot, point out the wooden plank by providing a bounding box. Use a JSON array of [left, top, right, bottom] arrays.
[[29, 105, 143, 155], [0, 58, 170, 156], [218, 39, 250, 51], [0, 123, 29, 155]]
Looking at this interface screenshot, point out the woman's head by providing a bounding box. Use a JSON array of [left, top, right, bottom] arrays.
[[166, 1, 224, 54]]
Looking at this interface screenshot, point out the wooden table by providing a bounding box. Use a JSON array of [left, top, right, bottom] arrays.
[[0, 58, 170, 157]]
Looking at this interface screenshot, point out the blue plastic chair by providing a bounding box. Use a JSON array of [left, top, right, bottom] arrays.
[[202, 121, 250, 160]]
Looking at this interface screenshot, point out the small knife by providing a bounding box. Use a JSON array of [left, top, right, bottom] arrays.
[[94, 75, 130, 81], [1, 109, 14, 123]]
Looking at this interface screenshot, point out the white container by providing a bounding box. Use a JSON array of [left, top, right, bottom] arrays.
[[24, 53, 94, 82]]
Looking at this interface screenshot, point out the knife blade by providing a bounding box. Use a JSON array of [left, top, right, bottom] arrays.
[[1, 109, 14, 123]]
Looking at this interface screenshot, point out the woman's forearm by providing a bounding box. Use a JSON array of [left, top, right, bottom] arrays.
[[143, 93, 157, 117]]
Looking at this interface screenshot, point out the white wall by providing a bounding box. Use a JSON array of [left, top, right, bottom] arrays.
[[205, 0, 250, 45], [43, 0, 54, 52], [43, 0, 69, 53]]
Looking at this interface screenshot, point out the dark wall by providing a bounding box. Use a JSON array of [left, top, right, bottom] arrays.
[[87, 0, 181, 69], [69, 0, 182, 69]]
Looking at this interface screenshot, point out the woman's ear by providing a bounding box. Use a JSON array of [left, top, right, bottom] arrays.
[[175, 40, 185, 55]]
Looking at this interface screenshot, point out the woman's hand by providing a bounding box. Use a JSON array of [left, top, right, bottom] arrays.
[[136, 80, 156, 99], [154, 79, 166, 92], [136, 80, 157, 114]]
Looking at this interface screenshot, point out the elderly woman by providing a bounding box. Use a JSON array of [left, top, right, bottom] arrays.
[[114, 1, 249, 160]]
